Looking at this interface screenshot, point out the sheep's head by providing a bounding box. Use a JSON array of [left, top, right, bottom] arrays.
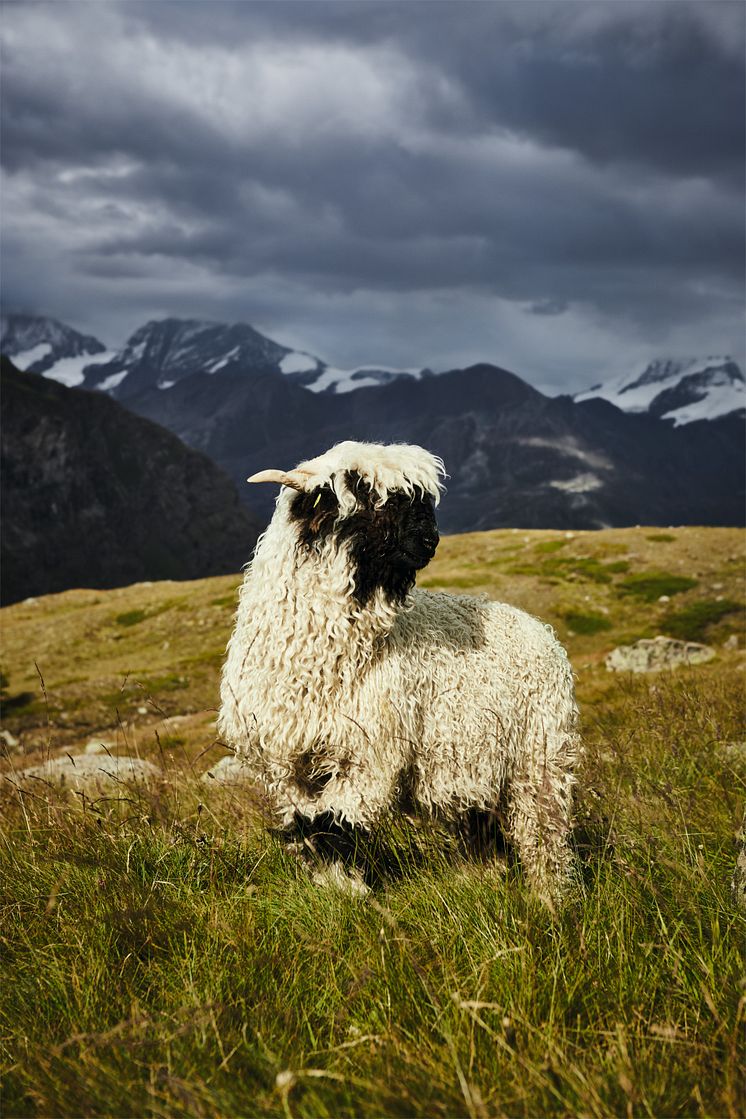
[[249, 441, 445, 606]]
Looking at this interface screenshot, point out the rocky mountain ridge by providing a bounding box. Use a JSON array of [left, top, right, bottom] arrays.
[[2, 314, 744, 536], [123, 359, 745, 531], [0, 356, 260, 604]]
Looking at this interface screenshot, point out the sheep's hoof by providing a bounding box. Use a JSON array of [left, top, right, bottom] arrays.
[[310, 861, 370, 897]]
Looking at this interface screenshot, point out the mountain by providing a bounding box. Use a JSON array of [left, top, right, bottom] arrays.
[[0, 313, 117, 387], [0, 356, 260, 605], [574, 356, 745, 426], [122, 359, 745, 531], [3, 314, 743, 533], [81, 317, 428, 398]]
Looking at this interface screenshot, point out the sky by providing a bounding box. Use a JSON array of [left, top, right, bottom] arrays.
[[1, 0, 744, 392]]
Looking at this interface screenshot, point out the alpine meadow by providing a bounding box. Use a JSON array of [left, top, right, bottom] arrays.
[[1, 526, 744, 1118]]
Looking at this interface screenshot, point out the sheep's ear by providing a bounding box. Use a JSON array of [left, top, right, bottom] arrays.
[[247, 469, 312, 492]]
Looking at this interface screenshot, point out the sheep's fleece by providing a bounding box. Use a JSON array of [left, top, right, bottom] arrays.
[[219, 440, 580, 899]]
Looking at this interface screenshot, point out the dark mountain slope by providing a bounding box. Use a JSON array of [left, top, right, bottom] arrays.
[[0, 357, 260, 604], [125, 361, 745, 530]]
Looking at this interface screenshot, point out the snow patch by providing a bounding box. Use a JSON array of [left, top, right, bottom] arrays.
[[663, 379, 746, 425], [549, 473, 603, 494], [280, 351, 318, 375], [45, 351, 118, 388], [207, 346, 241, 373], [158, 380, 176, 391], [12, 343, 52, 370], [306, 364, 424, 393], [518, 436, 613, 471], [95, 368, 128, 392]]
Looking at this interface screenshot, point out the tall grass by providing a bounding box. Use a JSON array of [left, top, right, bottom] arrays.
[[1, 666, 744, 1118]]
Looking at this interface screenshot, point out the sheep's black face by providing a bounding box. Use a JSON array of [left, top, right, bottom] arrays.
[[289, 471, 439, 606]]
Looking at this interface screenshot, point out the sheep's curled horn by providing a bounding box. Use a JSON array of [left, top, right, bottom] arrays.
[[247, 468, 313, 491]]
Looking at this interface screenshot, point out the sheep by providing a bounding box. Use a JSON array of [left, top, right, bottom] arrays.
[[218, 440, 580, 902]]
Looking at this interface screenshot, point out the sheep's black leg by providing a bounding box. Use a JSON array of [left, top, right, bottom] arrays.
[[454, 807, 509, 863]]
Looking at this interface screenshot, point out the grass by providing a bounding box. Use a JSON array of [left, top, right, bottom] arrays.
[[563, 611, 612, 635], [1, 526, 745, 1117], [661, 599, 743, 643], [115, 609, 148, 627], [618, 573, 699, 603]]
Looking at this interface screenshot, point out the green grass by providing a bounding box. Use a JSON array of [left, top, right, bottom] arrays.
[[661, 599, 743, 643], [618, 573, 699, 603], [533, 539, 568, 554], [646, 533, 676, 543], [1, 672, 744, 1118], [115, 609, 147, 627], [563, 611, 613, 635], [1, 527, 744, 1117]]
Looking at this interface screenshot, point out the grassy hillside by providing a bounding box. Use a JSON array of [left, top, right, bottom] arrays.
[[1, 527, 744, 1118]]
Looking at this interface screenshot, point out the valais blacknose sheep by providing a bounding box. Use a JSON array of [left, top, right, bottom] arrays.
[[218, 441, 580, 902]]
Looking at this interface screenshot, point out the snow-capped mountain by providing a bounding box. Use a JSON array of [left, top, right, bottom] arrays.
[[0, 313, 117, 387], [2, 314, 742, 531], [575, 356, 745, 426], [82, 318, 293, 397], [78, 317, 427, 399]]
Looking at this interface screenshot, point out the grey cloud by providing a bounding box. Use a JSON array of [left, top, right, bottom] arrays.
[[0, 0, 743, 385]]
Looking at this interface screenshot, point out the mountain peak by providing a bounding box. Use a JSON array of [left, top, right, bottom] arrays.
[[575, 355, 745, 426], [82, 316, 293, 397], [0, 312, 115, 386]]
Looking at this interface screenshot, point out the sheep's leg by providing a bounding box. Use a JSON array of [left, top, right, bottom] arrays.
[[455, 807, 508, 864], [507, 741, 577, 905]]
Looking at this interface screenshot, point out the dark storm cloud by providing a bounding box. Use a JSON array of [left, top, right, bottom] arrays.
[[120, 0, 745, 179], [0, 0, 743, 384]]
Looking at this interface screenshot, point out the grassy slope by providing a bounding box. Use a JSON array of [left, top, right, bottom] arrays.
[[1, 527, 744, 1118]]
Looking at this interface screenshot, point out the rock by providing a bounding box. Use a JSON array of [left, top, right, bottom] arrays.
[[658, 594, 670, 603], [5, 753, 162, 793], [605, 636, 715, 673], [201, 754, 254, 785], [84, 739, 114, 754], [0, 729, 19, 749], [723, 634, 739, 649]]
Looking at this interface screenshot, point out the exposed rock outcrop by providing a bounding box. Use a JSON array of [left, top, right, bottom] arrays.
[[605, 636, 715, 673]]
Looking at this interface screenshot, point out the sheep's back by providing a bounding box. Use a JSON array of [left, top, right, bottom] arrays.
[[394, 589, 577, 810]]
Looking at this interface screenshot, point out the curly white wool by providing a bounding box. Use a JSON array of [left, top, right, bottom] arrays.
[[218, 440, 580, 900]]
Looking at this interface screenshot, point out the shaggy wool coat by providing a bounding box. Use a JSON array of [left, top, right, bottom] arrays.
[[218, 441, 580, 899]]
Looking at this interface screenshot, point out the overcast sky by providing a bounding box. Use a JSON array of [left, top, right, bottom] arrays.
[[1, 0, 743, 391]]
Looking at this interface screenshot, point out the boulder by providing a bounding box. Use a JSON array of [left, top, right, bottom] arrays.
[[201, 753, 255, 785], [605, 635, 715, 673], [5, 753, 162, 793]]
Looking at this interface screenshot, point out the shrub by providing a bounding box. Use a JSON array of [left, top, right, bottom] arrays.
[[115, 609, 147, 627], [618, 572, 698, 602], [563, 611, 613, 635], [534, 539, 567, 554], [647, 533, 676, 543], [661, 599, 742, 642]]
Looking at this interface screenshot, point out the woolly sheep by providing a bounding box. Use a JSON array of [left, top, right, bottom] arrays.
[[218, 440, 580, 902]]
